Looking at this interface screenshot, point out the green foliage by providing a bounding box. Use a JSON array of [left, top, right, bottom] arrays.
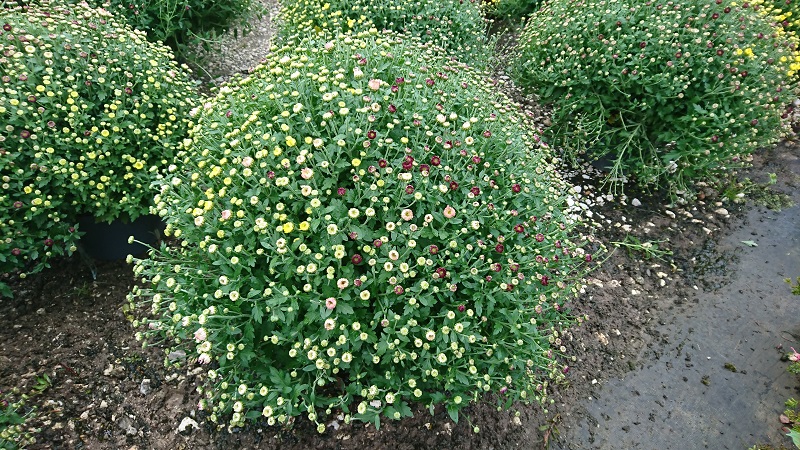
[[787, 277, 800, 295], [130, 30, 596, 431], [0, 389, 36, 449], [277, 0, 493, 67], [482, 0, 543, 22], [0, 1, 197, 293], [86, 0, 261, 54], [509, 0, 796, 194]]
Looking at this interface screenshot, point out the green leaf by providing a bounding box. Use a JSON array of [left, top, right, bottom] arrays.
[[787, 428, 800, 447], [446, 404, 459, 423], [252, 305, 263, 324]]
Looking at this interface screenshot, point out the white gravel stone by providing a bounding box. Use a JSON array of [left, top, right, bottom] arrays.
[[178, 417, 199, 433]]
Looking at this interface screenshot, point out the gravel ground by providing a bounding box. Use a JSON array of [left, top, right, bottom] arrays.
[[191, 0, 280, 81]]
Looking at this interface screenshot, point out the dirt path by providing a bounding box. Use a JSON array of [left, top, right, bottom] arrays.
[[553, 144, 800, 450]]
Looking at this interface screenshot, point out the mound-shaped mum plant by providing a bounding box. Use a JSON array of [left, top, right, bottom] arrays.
[[277, 0, 492, 67], [509, 0, 796, 193], [130, 30, 594, 431], [0, 1, 196, 292]]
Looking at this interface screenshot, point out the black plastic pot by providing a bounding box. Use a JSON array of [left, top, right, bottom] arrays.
[[77, 214, 164, 261]]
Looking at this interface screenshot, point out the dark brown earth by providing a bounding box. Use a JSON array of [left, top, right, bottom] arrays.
[[2, 141, 797, 449]]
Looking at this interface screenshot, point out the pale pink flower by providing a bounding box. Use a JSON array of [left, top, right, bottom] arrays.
[[324, 318, 336, 331], [790, 347, 800, 362], [221, 209, 232, 220], [401, 209, 413, 221], [337, 278, 349, 289], [324, 41, 335, 51], [325, 297, 337, 310], [301, 167, 314, 179], [388, 250, 399, 261], [194, 327, 207, 342], [368, 79, 382, 91], [242, 156, 254, 168], [198, 353, 211, 365], [443, 205, 456, 219]]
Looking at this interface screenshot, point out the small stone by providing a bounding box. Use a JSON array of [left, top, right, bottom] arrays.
[[36, 308, 45, 315], [80, 410, 89, 420], [631, 198, 641, 207], [168, 350, 187, 362], [178, 417, 199, 433], [139, 378, 151, 395], [100, 400, 108, 408], [715, 208, 729, 216]]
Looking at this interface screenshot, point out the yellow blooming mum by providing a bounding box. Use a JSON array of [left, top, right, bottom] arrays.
[[299, 221, 310, 231], [282, 222, 295, 233]]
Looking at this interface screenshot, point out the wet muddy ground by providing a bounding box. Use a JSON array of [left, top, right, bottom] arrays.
[[552, 144, 800, 450]]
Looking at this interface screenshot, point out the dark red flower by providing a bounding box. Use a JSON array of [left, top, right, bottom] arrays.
[[514, 224, 525, 233], [395, 77, 405, 85], [402, 156, 414, 170], [483, 130, 492, 138], [425, 78, 435, 86], [457, 304, 465, 312], [540, 276, 549, 286], [430, 155, 441, 166], [351, 254, 363, 265], [337, 187, 346, 195], [378, 159, 388, 168], [535, 233, 545, 242], [11, 248, 20, 256], [354, 279, 362, 287], [388, 104, 397, 113], [394, 285, 404, 295], [348, 232, 358, 240], [267, 171, 275, 179], [44, 238, 54, 247], [435, 267, 447, 278], [419, 164, 430, 174], [493, 263, 502, 272], [449, 181, 459, 191], [367, 130, 376, 139], [470, 186, 480, 196], [391, 85, 399, 93], [585, 254, 592, 262], [429, 245, 439, 255], [19, 130, 31, 139], [495, 244, 504, 253], [373, 239, 383, 248], [511, 183, 521, 193], [405, 184, 415, 194], [13, 201, 23, 208], [2, 23, 11, 31]]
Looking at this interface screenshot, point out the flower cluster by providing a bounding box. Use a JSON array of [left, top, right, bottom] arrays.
[[130, 30, 595, 431], [509, 0, 796, 194], [0, 1, 197, 290], [0, 388, 36, 449], [751, 0, 800, 75], [277, 0, 493, 67]]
